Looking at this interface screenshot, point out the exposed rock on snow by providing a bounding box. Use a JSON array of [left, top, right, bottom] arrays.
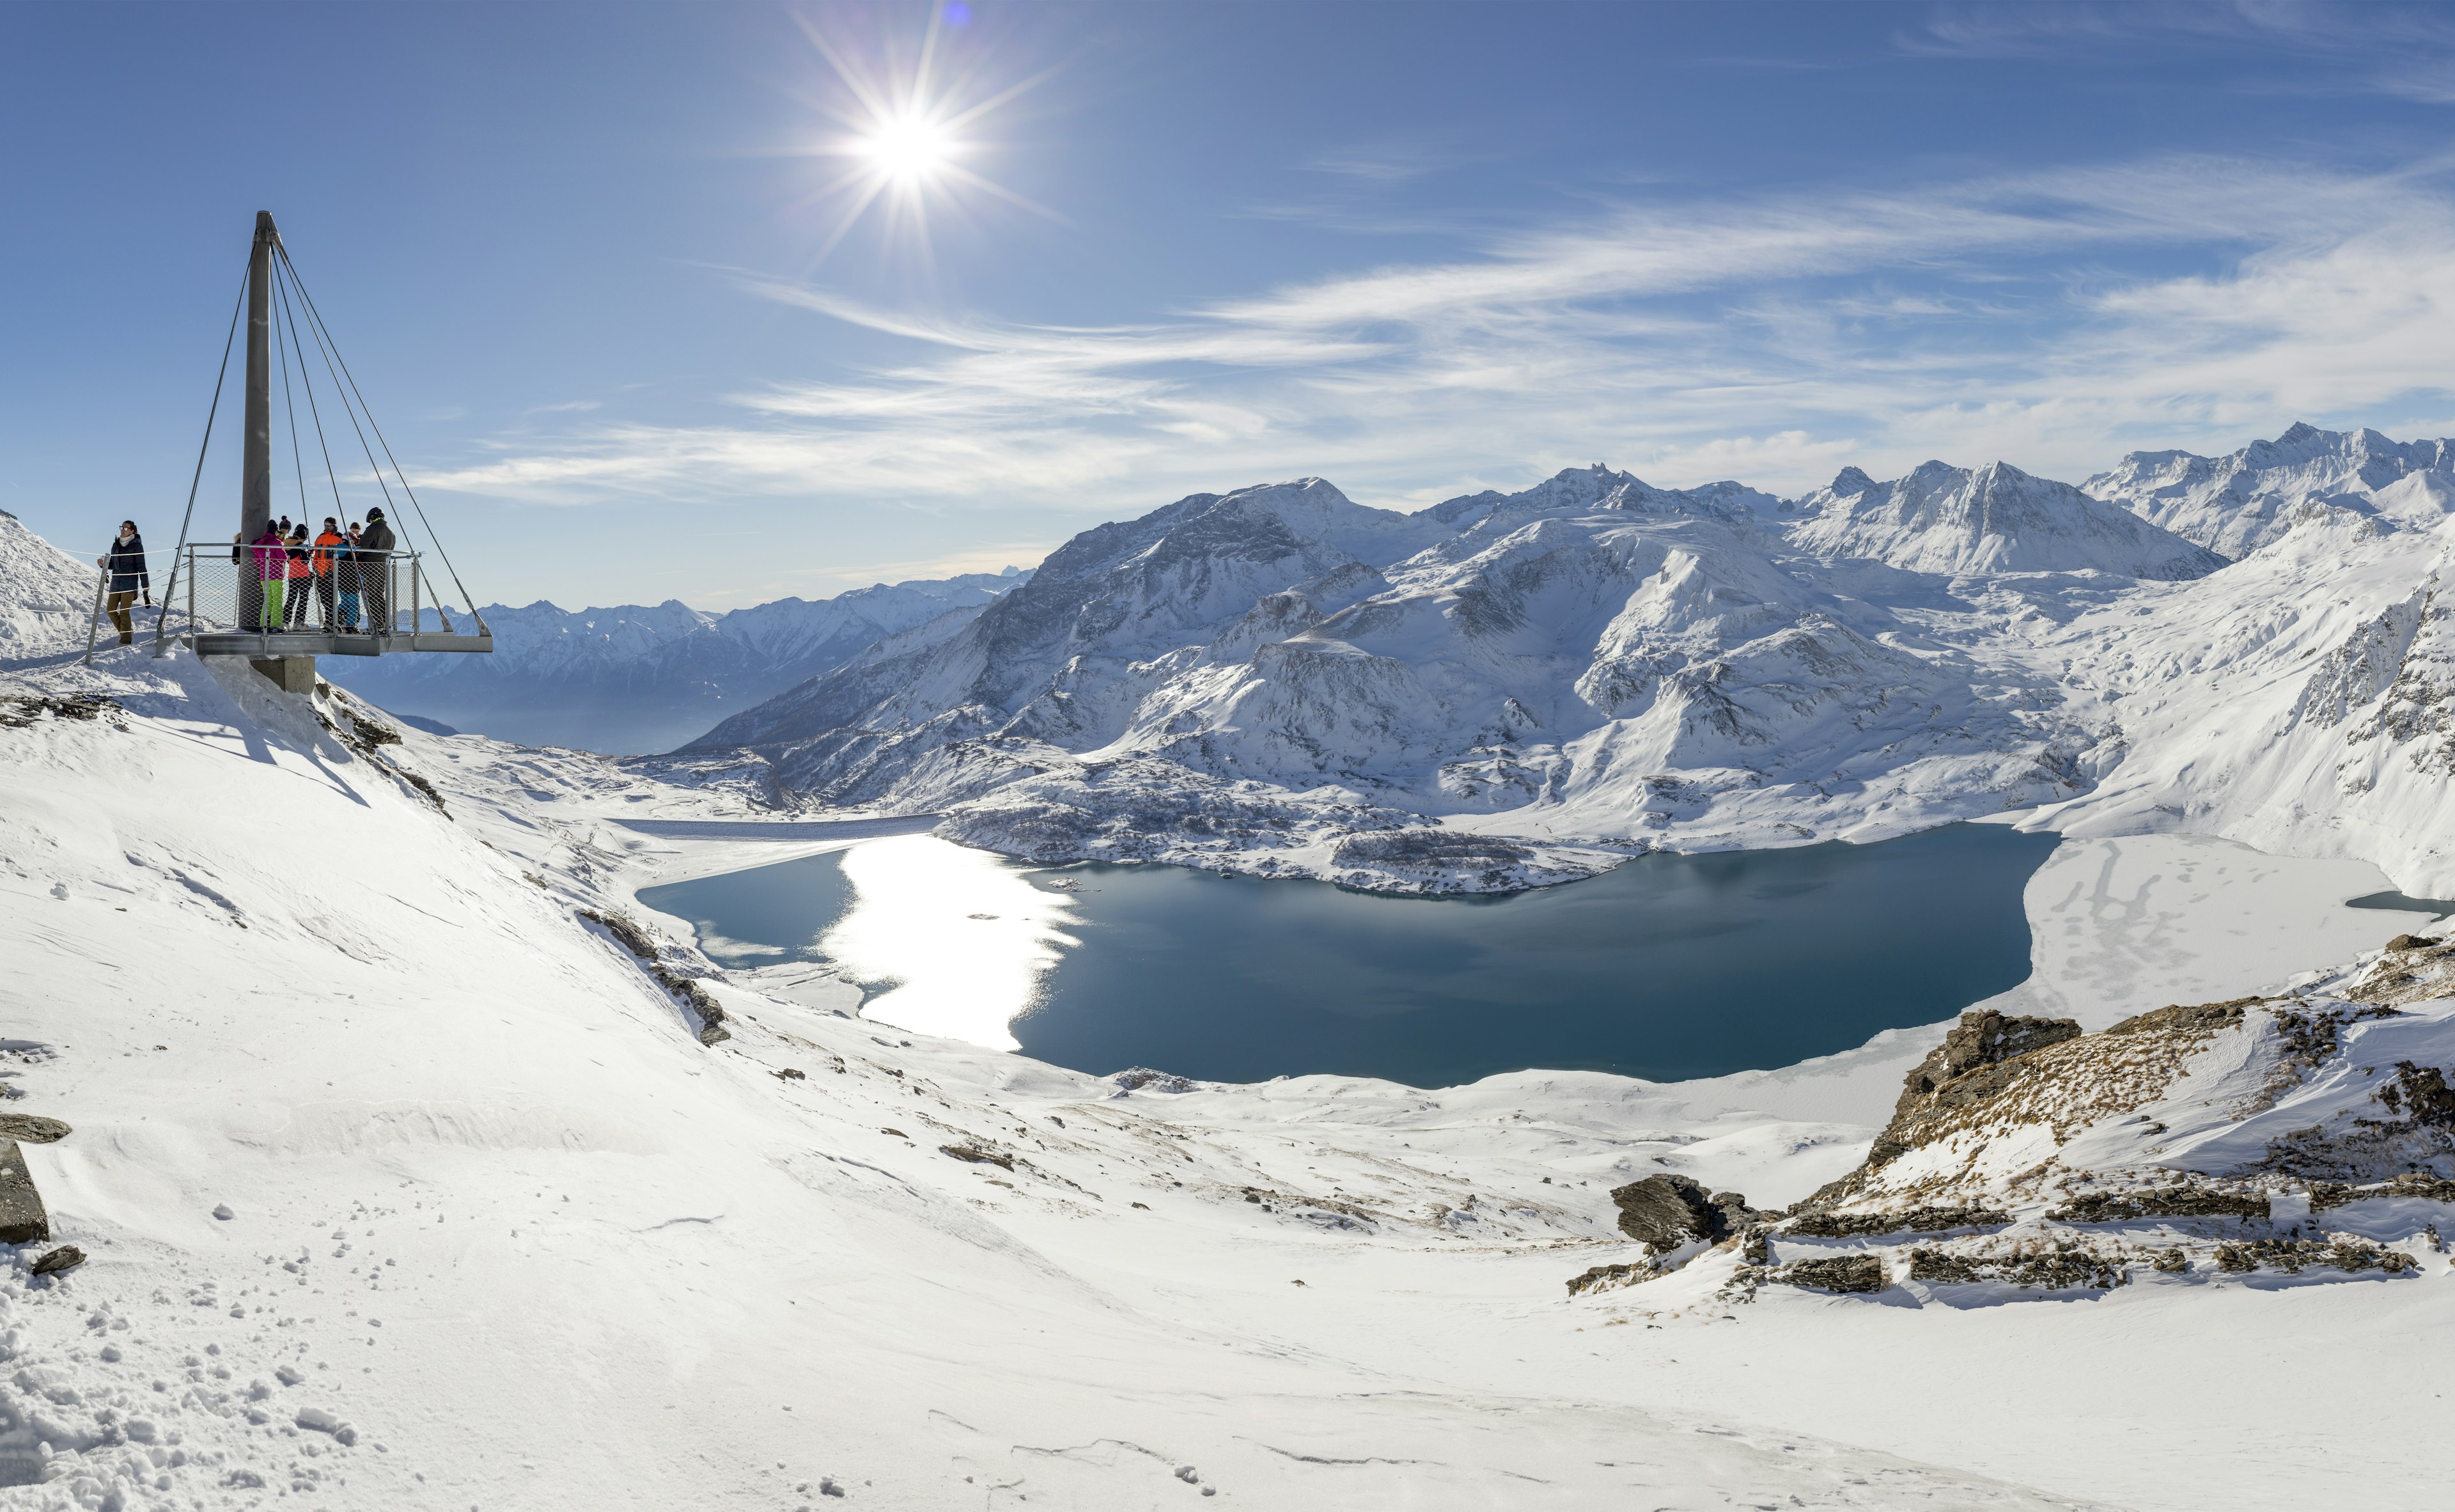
[[0, 693, 117, 729], [0, 1140, 49, 1244], [1599, 953, 2455, 1308], [2087, 422, 2455, 560], [577, 906, 731, 1045], [1768, 1253, 1887, 1293], [27, 1244, 82, 1277], [1866, 1009, 2085, 1166], [1609, 1174, 1758, 1249], [0, 1115, 70, 1143]]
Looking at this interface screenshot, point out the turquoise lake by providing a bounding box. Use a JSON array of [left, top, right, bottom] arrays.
[[640, 823, 2061, 1088]]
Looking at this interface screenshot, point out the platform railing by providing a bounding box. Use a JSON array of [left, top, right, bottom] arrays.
[[147, 542, 491, 657]]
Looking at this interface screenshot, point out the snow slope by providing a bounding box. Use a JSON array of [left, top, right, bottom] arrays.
[[0, 511, 102, 664], [3, 631, 2451, 1509], [321, 570, 1030, 756], [2033, 504, 2455, 894]]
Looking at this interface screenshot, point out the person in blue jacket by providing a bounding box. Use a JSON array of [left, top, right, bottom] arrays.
[[96, 520, 149, 646]]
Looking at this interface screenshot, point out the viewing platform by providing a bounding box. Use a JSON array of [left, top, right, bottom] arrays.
[[92, 210, 495, 689], [160, 543, 492, 660]]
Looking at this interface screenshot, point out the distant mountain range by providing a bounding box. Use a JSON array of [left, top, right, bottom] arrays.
[[321, 569, 1030, 754], [660, 423, 2455, 895]]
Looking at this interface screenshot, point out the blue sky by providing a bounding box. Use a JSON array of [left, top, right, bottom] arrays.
[[7, 1, 2455, 611]]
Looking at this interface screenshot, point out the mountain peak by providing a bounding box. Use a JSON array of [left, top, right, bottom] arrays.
[[1790, 460, 2222, 580]]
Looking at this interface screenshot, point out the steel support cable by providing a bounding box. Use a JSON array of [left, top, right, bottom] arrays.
[[274, 246, 485, 632], [277, 254, 393, 526], [151, 263, 251, 652], [277, 255, 414, 632], [274, 265, 309, 525], [274, 269, 347, 520]]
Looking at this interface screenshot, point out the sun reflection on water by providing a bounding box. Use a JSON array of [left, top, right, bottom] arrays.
[[822, 836, 1082, 1050]]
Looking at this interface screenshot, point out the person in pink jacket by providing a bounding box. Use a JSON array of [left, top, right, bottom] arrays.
[[250, 524, 288, 630]]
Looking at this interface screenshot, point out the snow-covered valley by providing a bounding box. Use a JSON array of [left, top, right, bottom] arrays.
[[4, 419, 2455, 1511]]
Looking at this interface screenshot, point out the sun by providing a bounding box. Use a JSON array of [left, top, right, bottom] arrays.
[[790, 5, 1059, 268], [859, 114, 954, 185]]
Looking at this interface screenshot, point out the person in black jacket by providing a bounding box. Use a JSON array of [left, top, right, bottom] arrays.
[[283, 525, 315, 628], [357, 506, 396, 635], [96, 520, 149, 646]]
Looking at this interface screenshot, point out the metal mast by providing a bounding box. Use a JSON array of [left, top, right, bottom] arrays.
[[238, 212, 277, 632]]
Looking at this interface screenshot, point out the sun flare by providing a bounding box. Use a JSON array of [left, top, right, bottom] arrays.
[[791, 6, 1058, 267], [858, 114, 954, 184]]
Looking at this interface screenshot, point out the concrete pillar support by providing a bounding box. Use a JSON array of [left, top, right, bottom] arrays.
[[249, 656, 316, 694]]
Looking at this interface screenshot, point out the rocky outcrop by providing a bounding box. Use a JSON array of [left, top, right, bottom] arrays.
[[0, 1140, 49, 1245], [1864, 1009, 2083, 1167], [2048, 1185, 2269, 1223], [0, 1114, 70, 1143], [1573, 977, 2454, 1307], [1786, 1205, 2009, 1238], [578, 907, 731, 1046], [1608, 1174, 1758, 1247], [1769, 1254, 1887, 1293]]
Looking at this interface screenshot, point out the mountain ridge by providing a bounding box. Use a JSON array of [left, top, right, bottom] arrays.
[[662, 425, 2455, 896], [322, 567, 1031, 754]]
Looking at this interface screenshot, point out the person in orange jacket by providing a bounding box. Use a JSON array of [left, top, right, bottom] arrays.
[[312, 517, 345, 630]]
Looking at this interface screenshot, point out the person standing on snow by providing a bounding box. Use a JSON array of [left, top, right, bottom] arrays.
[[357, 506, 396, 635], [96, 520, 149, 646]]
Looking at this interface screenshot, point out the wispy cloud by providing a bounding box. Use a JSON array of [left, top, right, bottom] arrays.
[[1896, 1, 2455, 101], [419, 151, 2455, 515], [1300, 136, 1491, 183]]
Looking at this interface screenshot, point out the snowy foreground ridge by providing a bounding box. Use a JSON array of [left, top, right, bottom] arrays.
[[6, 447, 2455, 1511], [0, 628, 2449, 1511], [660, 423, 2455, 897]]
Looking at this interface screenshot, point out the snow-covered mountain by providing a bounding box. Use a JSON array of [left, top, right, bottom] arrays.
[[659, 432, 2455, 896], [322, 568, 1030, 754], [659, 462, 2155, 887], [2087, 421, 2455, 559], [1788, 460, 2224, 579]]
